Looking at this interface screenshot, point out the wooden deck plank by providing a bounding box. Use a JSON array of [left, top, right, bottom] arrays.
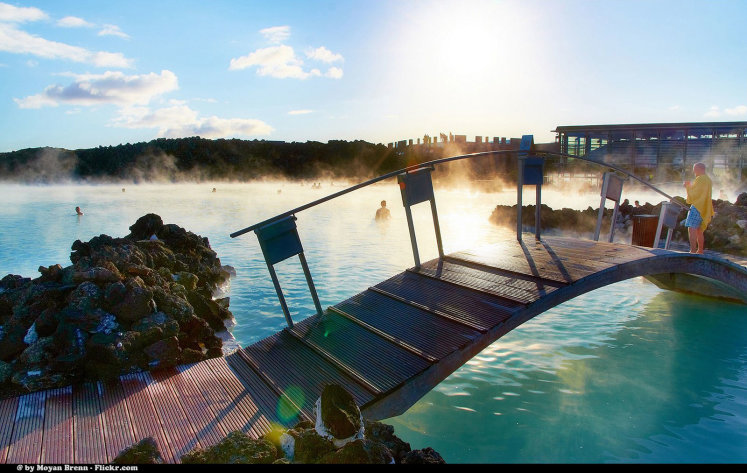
[[152, 366, 224, 448], [204, 357, 276, 437], [222, 352, 300, 431], [99, 379, 136, 462], [183, 360, 268, 441], [119, 373, 175, 464], [7, 391, 45, 464], [241, 331, 375, 417], [411, 262, 551, 305], [292, 314, 431, 393], [141, 370, 199, 462], [0, 396, 19, 463], [41, 386, 73, 464], [333, 291, 480, 360], [374, 271, 515, 330], [72, 383, 107, 464], [178, 363, 248, 438]]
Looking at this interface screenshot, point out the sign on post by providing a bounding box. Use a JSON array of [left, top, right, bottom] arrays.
[[517, 135, 544, 241], [254, 216, 323, 328]]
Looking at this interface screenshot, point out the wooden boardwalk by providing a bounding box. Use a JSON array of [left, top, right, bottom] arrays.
[[2, 236, 746, 464]]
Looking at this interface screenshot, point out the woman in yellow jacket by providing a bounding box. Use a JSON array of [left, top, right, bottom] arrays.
[[683, 162, 713, 254]]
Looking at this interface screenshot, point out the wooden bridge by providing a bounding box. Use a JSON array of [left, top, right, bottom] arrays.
[[2, 237, 746, 464], [2, 139, 747, 464]]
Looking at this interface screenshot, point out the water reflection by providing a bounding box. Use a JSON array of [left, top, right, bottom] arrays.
[[1, 182, 746, 463], [387, 285, 747, 463]]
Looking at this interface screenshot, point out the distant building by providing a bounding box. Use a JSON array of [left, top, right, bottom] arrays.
[[554, 122, 747, 173]]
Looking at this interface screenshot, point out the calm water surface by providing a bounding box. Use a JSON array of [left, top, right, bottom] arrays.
[[1, 181, 745, 463]]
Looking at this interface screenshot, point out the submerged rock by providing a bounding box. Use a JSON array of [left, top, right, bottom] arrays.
[[0, 214, 236, 397]]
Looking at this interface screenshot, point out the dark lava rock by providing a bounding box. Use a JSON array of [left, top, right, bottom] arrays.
[[319, 383, 363, 441], [112, 437, 163, 464], [318, 438, 393, 464], [0, 214, 234, 397], [181, 431, 278, 464], [281, 426, 336, 463], [365, 420, 411, 463], [273, 385, 442, 464], [127, 213, 164, 241], [402, 447, 447, 464]]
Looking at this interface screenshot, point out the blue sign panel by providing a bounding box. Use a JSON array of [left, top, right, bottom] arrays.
[[522, 158, 544, 186], [398, 168, 435, 207], [254, 216, 304, 265]]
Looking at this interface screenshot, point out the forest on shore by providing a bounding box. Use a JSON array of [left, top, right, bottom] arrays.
[[0, 136, 513, 183]]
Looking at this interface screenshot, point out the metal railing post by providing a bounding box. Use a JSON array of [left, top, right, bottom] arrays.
[[517, 135, 543, 241], [254, 216, 322, 328], [593, 172, 624, 243], [653, 201, 680, 249], [398, 167, 442, 267]]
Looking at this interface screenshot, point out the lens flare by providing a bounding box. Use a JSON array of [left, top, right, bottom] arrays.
[[277, 385, 305, 422]]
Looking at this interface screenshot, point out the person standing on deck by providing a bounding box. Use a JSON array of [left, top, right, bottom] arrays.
[[683, 162, 713, 254]]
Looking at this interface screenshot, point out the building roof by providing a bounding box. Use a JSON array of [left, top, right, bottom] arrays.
[[553, 121, 747, 133]]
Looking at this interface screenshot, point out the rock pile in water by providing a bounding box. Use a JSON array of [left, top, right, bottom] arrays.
[[0, 214, 235, 397], [489, 192, 747, 256], [128, 383, 445, 464]]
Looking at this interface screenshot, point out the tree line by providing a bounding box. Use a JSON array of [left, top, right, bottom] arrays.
[[0, 137, 415, 183]]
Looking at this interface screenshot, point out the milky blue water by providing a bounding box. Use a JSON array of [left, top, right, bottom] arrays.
[[1, 182, 745, 463]]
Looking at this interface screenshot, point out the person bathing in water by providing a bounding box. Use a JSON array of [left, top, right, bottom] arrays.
[[375, 200, 391, 221], [75, 206, 84, 216]]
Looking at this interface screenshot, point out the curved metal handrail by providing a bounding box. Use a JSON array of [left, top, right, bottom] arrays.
[[230, 149, 517, 237], [230, 146, 688, 238], [536, 150, 690, 209]]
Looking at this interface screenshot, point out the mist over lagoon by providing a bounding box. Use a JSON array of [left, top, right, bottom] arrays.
[[1, 180, 746, 462]]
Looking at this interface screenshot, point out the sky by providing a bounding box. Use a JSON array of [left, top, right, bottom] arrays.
[[1, 0, 746, 152]]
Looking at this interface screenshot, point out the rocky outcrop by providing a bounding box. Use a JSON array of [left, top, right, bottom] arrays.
[[112, 437, 163, 464], [181, 431, 278, 464], [0, 214, 236, 397], [173, 383, 445, 464], [489, 192, 747, 256]]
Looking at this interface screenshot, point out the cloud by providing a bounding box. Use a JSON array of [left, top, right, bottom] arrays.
[[288, 109, 312, 115], [260, 25, 290, 44], [0, 22, 133, 67], [325, 66, 343, 79], [306, 46, 343, 63], [0, 2, 47, 22], [98, 24, 129, 39], [704, 105, 721, 118], [14, 70, 178, 108], [229, 44, 318, 79], [230, 44, 343, 79], [114, 104, 274, 138], [725, 105, 747, 116], [57, 16, 93, 28]]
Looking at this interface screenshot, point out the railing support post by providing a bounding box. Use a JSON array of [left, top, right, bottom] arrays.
[[398, 167, 443, 267], [594, 172, 624, 243], [517, 135, 543, 241], [254, 216, 322, 328], [653, 201, 680, 250]]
